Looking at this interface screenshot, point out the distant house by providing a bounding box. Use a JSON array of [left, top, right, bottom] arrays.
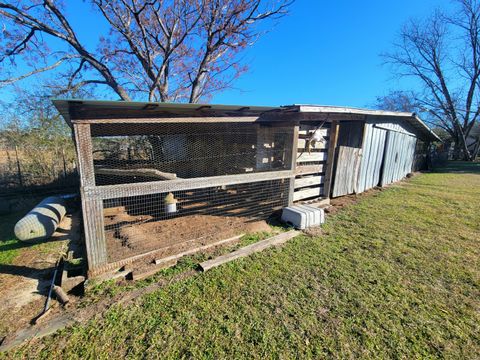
[[53, 100, 440, 278]]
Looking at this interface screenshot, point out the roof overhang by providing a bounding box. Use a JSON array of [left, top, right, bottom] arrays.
[[283, 104, 441, 142], [52, 99, 279, 126], [52, 99, 441, 142]]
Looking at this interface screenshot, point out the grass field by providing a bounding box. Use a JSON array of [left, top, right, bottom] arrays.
[[0, 211, 29, 265], [0, 210, 65, 266], [4, 162, 480, 358]]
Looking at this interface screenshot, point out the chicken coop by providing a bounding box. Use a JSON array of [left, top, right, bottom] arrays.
[[53, 100, 439, 277]]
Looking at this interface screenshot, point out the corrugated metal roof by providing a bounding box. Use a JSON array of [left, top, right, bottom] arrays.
[[52, 98, 279, 125], [283, 104, 440, 141], [52, 99, 440, 141]]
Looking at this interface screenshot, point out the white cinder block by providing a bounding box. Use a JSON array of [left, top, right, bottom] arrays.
[[281, 205, 325, 230]]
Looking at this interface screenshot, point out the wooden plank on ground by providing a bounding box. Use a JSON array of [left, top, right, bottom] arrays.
[[199, 230, 300, 272], [294, 175, 324, 189], [155, 234, 244, 264], [293, 187, 322, 201]]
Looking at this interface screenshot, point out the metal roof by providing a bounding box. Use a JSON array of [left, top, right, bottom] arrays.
[[283, 104, 441, 141], [52, 99, 440, 141], [52, 98, 278, 123]]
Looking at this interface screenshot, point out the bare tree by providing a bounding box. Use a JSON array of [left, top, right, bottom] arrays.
[[383, 0, 480, 160], [0, 0, 291, 103], [375, 90, 421, 113]]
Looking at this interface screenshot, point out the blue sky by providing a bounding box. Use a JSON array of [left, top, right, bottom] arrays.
[[3, 0, 454, 108], [213, 0, 453, 107]]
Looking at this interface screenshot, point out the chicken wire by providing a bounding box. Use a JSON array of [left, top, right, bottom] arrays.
[[103, 179, 290, 262], [90, 123, 294, 185], [76, 121, 295, 265]]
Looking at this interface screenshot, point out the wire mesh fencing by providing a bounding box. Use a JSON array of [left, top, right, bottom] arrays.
[[103, 179, 290, 262], [0, 140, 78, 195], [78, 121, 296, 265], [90, 123, 294, 185]]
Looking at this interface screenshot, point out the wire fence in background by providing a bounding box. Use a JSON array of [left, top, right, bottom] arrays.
[[0, 141, 79, 197]]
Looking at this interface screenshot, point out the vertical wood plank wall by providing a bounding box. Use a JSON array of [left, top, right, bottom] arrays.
[[293, 122, 334, 202], [322, 120, 339, 199], [331, 146, 362, 197]]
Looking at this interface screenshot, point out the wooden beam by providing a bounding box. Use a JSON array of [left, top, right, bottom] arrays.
[[295, 165, 325, 176], [296, 152, 327, 163], [260, 112, 365, 122], [322, 120, 340, 199], [88, 233, 245, 278], [288, 125, 299, 206], [72, 116, 261, 124], [73, 123, 108, 270], [84, 170, 295, 200], [294, 175, 324, 189], [153, 234, 244, 268], [298, 128, 329, 136], [80, 195, 107, 269], [199, 230, 300, 272], [293, 187, 323, 201], [73, 123, 95, 187], [95, 167, 178, 180]]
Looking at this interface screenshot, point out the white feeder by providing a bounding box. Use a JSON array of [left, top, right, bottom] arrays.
[[164, 192, 178, 214]]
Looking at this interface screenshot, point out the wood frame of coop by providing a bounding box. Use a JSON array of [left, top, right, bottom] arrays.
[[53, 100, 440, 277]]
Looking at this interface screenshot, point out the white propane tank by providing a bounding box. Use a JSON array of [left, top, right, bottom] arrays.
[[14, 196, 67, 242]]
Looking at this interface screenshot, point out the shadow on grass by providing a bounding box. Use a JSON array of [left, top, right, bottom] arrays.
[[433, 161, 480, 174], [0, 240, 31, 253]]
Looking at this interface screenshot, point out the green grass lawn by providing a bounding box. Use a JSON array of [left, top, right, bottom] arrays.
[[0, 210, 66, 266], [6, 162, 480, 359], [0, 211, 29, 265]]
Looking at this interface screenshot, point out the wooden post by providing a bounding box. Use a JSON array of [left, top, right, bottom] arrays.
[[14, 145, 23, 188], [73, 123, 108, 270], [73, 124, 95, 187], [61, 147, 67, 179], [323, 120, 340, 199], [81, 195, 108, 268], [354, 122, 368, 193], [288, 124, 299, 206]]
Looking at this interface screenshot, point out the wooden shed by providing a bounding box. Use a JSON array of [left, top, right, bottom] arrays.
[[53, 100, 440, 277]]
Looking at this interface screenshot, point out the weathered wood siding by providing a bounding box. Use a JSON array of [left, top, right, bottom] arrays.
[[293, 123, 330, 202], [356, 124, 387, 193], [332, 146, 362, 197], [331, 121, 364, 197]]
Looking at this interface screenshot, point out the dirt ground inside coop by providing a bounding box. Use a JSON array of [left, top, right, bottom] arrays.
[[104, 208, 273, 263]]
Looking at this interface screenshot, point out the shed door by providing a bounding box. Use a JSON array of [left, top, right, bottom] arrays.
[[356, 124, 387, 193], [332, 122, 364, 197], [380, 130, 417, 186]]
